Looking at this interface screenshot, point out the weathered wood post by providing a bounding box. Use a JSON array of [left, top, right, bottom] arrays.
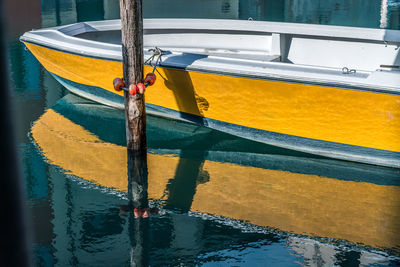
[[120, 0, 148, 210], [120, 0, 146, 153], [119, 1, 150, 263]]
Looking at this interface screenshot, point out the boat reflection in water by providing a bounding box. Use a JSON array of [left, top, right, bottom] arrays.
[[30, 94, 400, 265]]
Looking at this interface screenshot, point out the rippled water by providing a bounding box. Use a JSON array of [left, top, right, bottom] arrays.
[[6, 0, 400, 266]]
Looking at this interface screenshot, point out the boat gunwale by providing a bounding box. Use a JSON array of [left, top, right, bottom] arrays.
[[63, 19, 400, 43], [20, 38, 400, 96], [20, 19, 400, 95], [22, 19, 400, 57]]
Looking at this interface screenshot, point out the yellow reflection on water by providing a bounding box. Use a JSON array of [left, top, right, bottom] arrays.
[[31, 109, 177, 193], [192, 161, 400, 249], [31, 108, 400, 250]]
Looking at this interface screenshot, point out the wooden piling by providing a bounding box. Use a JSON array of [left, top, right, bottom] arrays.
[[120, 0, 149, 229], [119, 0, 146, 153]]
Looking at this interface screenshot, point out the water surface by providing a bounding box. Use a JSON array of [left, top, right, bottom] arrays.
[[6, 0, 400, 266]]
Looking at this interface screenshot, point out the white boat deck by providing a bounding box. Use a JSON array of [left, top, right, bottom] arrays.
[[21, 19, 400, 94]]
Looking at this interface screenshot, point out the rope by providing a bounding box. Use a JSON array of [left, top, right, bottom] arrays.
[[145, 47, 164, 76], [116, 47, 165, 93]]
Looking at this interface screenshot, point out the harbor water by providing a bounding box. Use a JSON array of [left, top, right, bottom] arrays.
[[6, 0, 400, 266]]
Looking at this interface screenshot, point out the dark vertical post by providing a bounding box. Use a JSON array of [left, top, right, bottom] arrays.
[[119, 0, 146, 153], [120, 2, 149, 265], [0, 1, 30, 266], [120, 0, 148, 217]]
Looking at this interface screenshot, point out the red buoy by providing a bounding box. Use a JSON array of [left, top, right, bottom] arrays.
[[133, 208, 150, 218], [137, 83, 145, 94], [144, 72, 156, 86], [113, 78, 125, 92], [142, 208, 150, 218], [129, 84, 137, 95], [133, 208, 141, 218]]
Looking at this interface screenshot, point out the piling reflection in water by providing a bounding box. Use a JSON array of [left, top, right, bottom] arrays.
[[127, 150, 149, 211], [30, 94, 400, 264], [129, 214, 149, 267], [127, 150, 150, 267]]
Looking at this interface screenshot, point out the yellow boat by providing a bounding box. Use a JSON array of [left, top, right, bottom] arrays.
[[21, 19, 400, 167], [31, 94, 400, 251]]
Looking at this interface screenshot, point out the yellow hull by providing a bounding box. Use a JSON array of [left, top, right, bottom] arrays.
[[25, 43, 400, 166], [31, 105, 400, 250]]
